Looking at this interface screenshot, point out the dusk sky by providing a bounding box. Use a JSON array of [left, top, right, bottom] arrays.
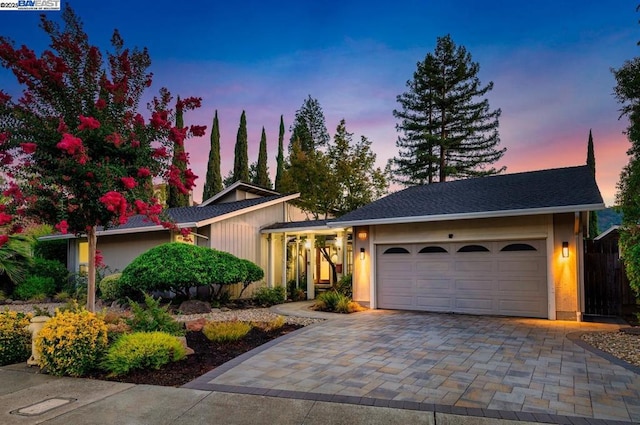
[[1, 1, 639, 206]]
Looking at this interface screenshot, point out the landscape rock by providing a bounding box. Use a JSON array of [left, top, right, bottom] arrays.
[[178, 300, 212, 315], [185, 317, 207, 332]]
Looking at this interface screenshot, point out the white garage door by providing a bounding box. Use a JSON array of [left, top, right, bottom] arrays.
[[376, 240, 548, 318]]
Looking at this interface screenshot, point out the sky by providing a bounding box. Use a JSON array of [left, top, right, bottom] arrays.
[[0, 1, 638, 206]]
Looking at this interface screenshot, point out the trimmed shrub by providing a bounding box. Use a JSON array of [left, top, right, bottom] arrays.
[[35, 307, 108, 376], [0, 310, 32, 366], [13, 276, 56, 300], [126, 295, 184, 336], [99, 273, 123, 302], [119, 243, 248, 298], [237, 258, 265, 298], [252, 286, 286, 307], [202, 321, 252, 343], [30, 257, 69, 292], [101, 332, 186, 376]]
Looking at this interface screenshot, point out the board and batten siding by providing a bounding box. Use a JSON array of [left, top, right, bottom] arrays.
[[96, 231, 172, 273]]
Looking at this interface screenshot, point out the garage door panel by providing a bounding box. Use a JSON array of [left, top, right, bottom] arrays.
[[377, 240, 548, 318]]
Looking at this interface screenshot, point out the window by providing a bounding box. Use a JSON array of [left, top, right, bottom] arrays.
[[457, 244, 490, 252], [501, 243, 536, 252], [419, 246, 448, 253], [383, 247, 410, 254]]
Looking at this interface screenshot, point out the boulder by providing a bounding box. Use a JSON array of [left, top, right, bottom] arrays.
[[185, 318, 207, 332], [178, 300, 212, 315]]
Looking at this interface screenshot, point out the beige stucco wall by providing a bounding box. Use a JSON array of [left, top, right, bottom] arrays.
[[351, 213, 583, 320]]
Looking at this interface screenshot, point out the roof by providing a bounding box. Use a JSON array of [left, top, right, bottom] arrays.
[[261, 219, 330, 234], [594, 225, 620, 241], [330, 165, 605, 227], [199, 181, 280, 206], [41, 193, 299, 239]]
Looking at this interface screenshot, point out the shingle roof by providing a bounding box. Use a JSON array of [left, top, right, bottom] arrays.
[[331, 165, 604, 226], [262, 219, 328, 231], [100, 194, 290, 231]]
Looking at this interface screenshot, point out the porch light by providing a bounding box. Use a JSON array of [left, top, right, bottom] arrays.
[[304, 240, 311, 250], [357, 230, 368, 240], [360, 247, 365, 260], [335, 236, 342, 248], [562, 241, 569, 258]]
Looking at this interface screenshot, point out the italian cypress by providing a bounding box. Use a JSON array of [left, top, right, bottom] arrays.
[[255, 127, 271, 187], [275, 115, 285, 192], [233, 110, 249, 183], [202, 110, 223, 200], [586, 129, 599, 238]]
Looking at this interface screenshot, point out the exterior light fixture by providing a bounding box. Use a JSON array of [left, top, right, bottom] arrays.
[[304, 240, 311, 250], [360, 247, 365, 260], [335, 236, 342, 248], [357, 230, 368, 240], [562, 241, 569, 258]]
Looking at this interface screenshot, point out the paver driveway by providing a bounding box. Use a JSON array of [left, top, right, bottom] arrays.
[[186, 310, 640, 423]]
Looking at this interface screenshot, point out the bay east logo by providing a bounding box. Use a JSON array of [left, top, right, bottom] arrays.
[[0, 0, 61, 10]]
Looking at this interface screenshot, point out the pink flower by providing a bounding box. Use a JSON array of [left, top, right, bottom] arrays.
[[120, 177, 136, 189], [20, 142, 36, 154], [95, 98, 106, 110], [55, 220, 69, 234], [152, 147, 169, 158], [189, 125, 206, 137], [169, 127, 187, 146], [0, 235, 8, 247], [137, 167, 151, 178], [57, 118, 68, 134], [78, 115, 100, 131], [134, 199, 148, 214], [0, 212, 12, 226], [134, 114, 145, 126], [95, 250, 104, 268], [56, 133, 84, 155], [106, 132, 123, 147], [150, 111, 170, 129]]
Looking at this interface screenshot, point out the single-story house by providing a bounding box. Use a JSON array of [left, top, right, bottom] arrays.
[[48, 165, 603, 320]]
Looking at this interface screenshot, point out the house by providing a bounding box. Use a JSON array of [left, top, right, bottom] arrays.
[[325, 165, 604, 321], [49, 165, 603, 321]]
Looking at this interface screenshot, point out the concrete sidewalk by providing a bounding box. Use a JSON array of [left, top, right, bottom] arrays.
[[0, 364, 597, 425]]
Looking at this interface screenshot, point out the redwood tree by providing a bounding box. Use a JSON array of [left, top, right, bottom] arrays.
[[0, 6, 205, 311]]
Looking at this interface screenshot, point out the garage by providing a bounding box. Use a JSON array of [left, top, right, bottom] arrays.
[[376, 240, 548, 318]]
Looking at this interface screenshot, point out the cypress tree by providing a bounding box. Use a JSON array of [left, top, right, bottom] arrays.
[[393, 34, 505, 185], [586, 129, 599, 238], [167, 96, 190, 207], [255, 127, 271, 187], [202, 110, 223, 200], [275, 115, 285, 192], [233, 110, 249, 183]]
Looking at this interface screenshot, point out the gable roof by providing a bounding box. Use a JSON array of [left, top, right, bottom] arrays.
[[199, 181, 279, 206], [330, 165, 604, 227], [41, 193, 299, 239]]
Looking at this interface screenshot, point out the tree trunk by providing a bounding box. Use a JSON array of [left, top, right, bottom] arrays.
[[86, 225, 97, 313]]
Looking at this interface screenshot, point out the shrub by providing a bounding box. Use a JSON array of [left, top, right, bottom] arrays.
[[252, 315, 285, 332], [202, 321, 252, 343], [35, 307, 108, 376], [13, 276, 56, 300], [252, 286, 286, 307], [119, 243, 248, 299], [101, 332, 186, 376], [99, 273, 123, 302], [334, 274, 353, 298], [30, 257, 69, 292], [237, 259, 264, 298], [0, 310, 32, 366], [313, 291, 366, 313], [126, 295, 184, 336], [102, 311, 132, 343]]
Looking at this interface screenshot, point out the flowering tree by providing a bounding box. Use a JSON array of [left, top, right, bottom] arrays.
[[0, 6, 205, 311]]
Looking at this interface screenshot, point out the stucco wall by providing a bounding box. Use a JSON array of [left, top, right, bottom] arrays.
[[553, 213, 579, 320]]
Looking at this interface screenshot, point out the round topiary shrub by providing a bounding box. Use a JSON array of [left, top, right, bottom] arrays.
[[98, 273, 123, 302], [0, 311, 32, 366], [35, 306, 108, 377], [101, 331, 187, 377]]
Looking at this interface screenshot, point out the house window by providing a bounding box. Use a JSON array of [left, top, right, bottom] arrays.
[[419, 246, 448, 253], [457, 244, 490, 252], [383, 247, 410, 254], [500, 243, 536, 252]]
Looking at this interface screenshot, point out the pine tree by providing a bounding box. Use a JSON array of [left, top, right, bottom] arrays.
[[289, 95, 330, 153], [203, 110, 223, 200], [232, 110, 249, 183], [168, 96, 190, 208], [586, 129, 599, 239], [393, 34, 505, 185], [254, 127, 271, 188], [275, 115, 285, 192]]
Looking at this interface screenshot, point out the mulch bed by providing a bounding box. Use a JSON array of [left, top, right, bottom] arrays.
[[86, 324, 302, 387]]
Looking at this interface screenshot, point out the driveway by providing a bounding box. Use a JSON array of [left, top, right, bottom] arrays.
[[185, 310, 640, 423]]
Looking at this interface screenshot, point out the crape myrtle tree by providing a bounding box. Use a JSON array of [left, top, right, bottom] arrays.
[[167, 96, 193, 208], [0, 6, 205, 311], [393, 34, 505, 185], [613, 44, 640, 295]]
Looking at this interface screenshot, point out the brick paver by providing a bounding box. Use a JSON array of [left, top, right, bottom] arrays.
[[187, 310, 640, 423]]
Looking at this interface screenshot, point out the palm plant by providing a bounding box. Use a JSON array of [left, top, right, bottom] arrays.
[[0, 234, 34, 286]]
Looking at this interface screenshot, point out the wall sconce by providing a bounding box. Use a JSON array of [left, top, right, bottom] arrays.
[[304, 240, 311, 250], [562, 241, 569, 258], [357, 230, 368, 240], [335, 236, 342, 248], [360, 247, 365, 260]]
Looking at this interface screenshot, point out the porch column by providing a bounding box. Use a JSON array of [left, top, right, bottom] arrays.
[[281, 233, 288, 289], [267, 234, 275, 288], [337, 231, 345, 280], [306, 235, 315, 299]]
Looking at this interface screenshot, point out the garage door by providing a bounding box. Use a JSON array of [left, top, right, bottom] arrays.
[[376, 240, 548, 318]]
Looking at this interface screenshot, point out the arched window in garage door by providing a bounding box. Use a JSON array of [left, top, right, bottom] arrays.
[[500, 243, 537, 252], [457, 244, 490, 252], [418, 246, 448, 253], [383, 247, 410, 254]]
